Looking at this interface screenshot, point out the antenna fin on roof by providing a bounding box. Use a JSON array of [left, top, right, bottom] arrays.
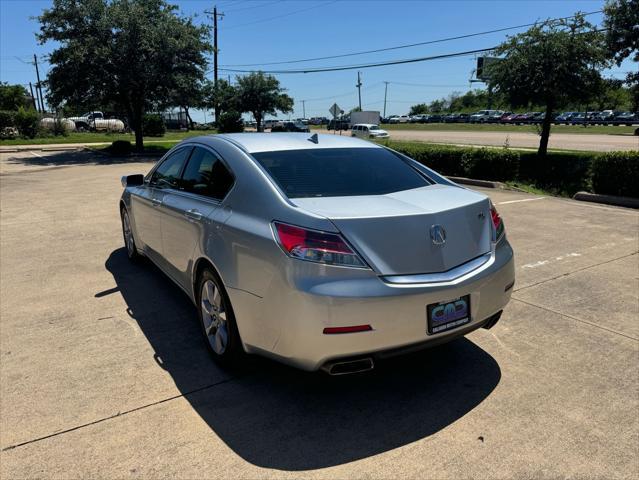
[[308, 133, 319, 144]]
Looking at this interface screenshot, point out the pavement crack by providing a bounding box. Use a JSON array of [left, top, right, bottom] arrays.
[[511, 297, 639, 342], [514, 251, 638, 294], [1, 375, 240, 452]]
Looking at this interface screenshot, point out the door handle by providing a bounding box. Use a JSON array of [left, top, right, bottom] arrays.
[[151, 198, 162, 207], [184, 209, 203, 221]]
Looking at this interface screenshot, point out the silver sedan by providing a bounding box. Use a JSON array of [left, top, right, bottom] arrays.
[[120, 133, 515, 374]]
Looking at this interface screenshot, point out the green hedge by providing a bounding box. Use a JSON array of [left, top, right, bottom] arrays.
[[380, 140, 639, 198], [142, 114, 166, 137], [591, 151, 639, 198], [0, 110, 16, 129]]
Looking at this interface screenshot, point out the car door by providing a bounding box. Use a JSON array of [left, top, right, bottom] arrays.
[[129, 146, 192, 261], [160, 146, 235, 289]]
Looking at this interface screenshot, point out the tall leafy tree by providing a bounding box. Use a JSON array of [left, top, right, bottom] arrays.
[[489, 15, 608, 156], [603, 0, 639, 110], [202, 78, 239, 117], [38, 0, 211, 150], [235, 72, 293, 131], [0, 83, 32, 111]]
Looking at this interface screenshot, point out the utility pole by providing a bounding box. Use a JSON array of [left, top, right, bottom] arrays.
[[33, 54, 45, 113], [383, 81, 389, 118], [28, 82, 38, 112], [356, 71, 362, 110], [206, 6, 224, 123], [301, 100, 306, 119]]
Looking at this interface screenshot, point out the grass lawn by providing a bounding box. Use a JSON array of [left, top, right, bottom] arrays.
[[311, 123, 637, 135], [0, 129, 217, 146]]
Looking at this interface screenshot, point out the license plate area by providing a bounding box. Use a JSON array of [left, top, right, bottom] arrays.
[[427, 295, 471, 334]]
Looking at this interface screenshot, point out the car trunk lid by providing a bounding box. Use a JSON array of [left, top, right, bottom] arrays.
[[291, 185, 492, 275]]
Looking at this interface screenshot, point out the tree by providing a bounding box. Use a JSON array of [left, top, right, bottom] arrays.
[[489, 15, 609, 157], [409, 103, 428, 115], [38, 0, 211, 150], [203, 79, 239, 120], [428, 99, 446, 113], [603, 0, 639, 110], [0, 83, 32, 111], [235, 72, 293, 131]]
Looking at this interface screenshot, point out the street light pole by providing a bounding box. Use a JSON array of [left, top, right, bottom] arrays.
[[302, 100, 306, 119]]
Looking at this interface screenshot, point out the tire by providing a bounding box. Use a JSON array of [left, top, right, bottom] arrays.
[[121, 208, 141, 262], [196, 268, 243, 365]]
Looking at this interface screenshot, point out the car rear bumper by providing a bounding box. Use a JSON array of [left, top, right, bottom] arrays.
[[236, 237, 515, 371]]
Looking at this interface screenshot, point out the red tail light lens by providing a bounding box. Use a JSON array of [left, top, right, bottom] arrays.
[[490, 203, 505, 241], [273, 221, 367, 268]]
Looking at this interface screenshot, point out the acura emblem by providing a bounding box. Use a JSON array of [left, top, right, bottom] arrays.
[[430, 225, 446, 245]]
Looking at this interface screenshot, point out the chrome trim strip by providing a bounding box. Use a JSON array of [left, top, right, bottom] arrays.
[[381, 252, 492, 285]]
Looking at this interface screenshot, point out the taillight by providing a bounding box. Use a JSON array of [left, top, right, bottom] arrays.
[[490, 203, 505, 241], [273, 221, 368, 268]]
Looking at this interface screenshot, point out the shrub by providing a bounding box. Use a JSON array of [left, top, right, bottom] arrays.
[[107, 140, 133, 155], [14, 107, 39, 138], [217, 110, 243, 133], [0, 110, 16, 129], [519, 151, 593, 196], [461, 148, 519, 181], [142, 114, 166, 137], [381, 141, 467, 176], [0, 127, 18, 139], [591, 151, 639, 198]]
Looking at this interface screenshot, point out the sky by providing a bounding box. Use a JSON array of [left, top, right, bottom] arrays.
[[0, 0, 635, 121]]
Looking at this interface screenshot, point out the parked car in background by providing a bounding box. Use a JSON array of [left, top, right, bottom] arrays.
[[485, 111, 505, 123], [511, 112, 535, 124], [327, 118, 351, 130], [119, 133, 514, 373], [264, 119, 280, 130], [426, 114, 443, 123], [271, 121, 310, 133], [555, 112, 577, 124], [469, 110, 501, 123], [389, 115, 410, 124], [614, 111, 637, 125], [351, 123, 390, 139], [410, 114, 428, 123], [501, 113, 519, 124]]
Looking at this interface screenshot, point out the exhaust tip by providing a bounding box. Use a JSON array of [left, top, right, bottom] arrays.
[[322, 357, 374, 376]]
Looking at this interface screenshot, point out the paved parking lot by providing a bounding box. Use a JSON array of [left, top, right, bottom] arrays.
[[1, 149, 638, 479]]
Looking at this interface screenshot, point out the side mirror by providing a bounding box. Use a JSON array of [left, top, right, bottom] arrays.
[[121, 174, 144, 187]]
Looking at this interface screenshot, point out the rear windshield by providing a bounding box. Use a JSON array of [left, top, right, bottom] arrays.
[[252, 147, 430, 198]]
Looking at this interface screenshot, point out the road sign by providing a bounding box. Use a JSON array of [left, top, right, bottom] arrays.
[[329, 103, 341, 117]]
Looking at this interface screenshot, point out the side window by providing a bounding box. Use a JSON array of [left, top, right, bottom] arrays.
[[180, 147, 234, 200], [150, 147, 191, 189]]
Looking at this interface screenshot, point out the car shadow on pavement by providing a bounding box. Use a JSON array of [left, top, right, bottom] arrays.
[[104, 247, 501, 471]]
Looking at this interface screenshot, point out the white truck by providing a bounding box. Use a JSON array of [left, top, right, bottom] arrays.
[[350, 111, 380, 127], [67, 111, 126, 132]]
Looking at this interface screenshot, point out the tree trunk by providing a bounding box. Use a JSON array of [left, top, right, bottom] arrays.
[[537, 102, 554, 158], [132, 105, 144, 152], [255, 112, 263, 132], [184, 106, 194, 130]]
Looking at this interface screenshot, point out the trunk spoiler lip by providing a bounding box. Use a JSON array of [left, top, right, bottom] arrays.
[[380, 250, 494, 287]]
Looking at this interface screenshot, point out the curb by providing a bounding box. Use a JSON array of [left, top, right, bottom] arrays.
[[447, 176, 504, 189], [0, 146, 82, 153], [573, 191, 639, 209]]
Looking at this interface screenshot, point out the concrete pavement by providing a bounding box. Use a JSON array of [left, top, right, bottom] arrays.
[[1, 150, 637, 478]]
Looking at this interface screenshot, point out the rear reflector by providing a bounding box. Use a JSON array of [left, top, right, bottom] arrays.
[[323, 325, 372, 334], [490, 203, 505, 241]]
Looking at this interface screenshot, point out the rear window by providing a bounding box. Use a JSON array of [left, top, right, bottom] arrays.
[[252, 147, 430, 198]]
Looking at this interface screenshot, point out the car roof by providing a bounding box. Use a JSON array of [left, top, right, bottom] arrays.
[[353, 123, 378, 127], [204, 132, 383, 153]]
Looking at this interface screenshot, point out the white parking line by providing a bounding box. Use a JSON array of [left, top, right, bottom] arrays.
[[29, 151, 44, 158], [497, 197, 546, 205]]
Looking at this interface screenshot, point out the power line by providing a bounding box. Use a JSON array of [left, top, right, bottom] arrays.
[[220, 10, 602, 67], [223, 0, 283, 14], [219, 47, 491, 74], [220, 0, 339, 30]]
